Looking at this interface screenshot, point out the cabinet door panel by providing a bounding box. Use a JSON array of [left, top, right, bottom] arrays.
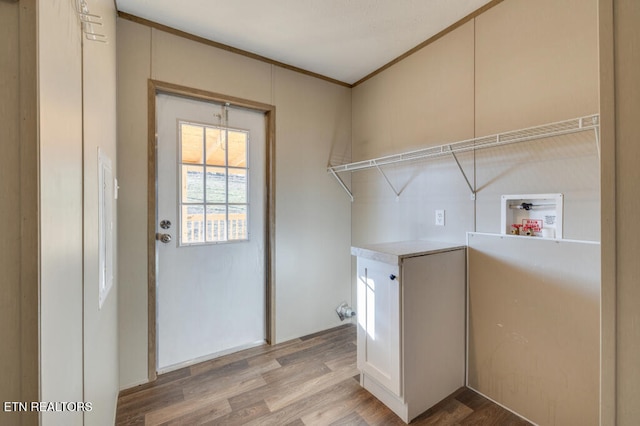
[[357, 258, 401, 395]]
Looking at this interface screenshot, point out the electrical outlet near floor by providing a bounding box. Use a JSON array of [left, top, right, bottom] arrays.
[[435, 209, 445, 226]]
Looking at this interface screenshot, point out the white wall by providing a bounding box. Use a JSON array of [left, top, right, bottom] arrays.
[[272, 67, 353, 342], [38, 0, 84, 424], [35, 1, 120, 425], [117, 20, 352, 388], [82, 0, 119, 424], [116, 19, 151, 386]]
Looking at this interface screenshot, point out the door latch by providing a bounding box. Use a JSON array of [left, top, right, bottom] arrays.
[[156, 233, 172, 244]]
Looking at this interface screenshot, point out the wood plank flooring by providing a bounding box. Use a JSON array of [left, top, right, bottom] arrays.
[[116, 324, 532, 425]]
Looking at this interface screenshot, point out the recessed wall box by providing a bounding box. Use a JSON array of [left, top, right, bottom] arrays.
[[501, 193, 563, 239]]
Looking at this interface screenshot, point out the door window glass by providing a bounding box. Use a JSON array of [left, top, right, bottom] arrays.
[[179, 121, 248, 244]]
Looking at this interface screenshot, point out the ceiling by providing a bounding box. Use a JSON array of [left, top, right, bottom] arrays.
[[115, 0, 494, 85]]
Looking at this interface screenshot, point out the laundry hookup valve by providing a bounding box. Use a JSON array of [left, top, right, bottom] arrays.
[[336, 302, 356, 321]]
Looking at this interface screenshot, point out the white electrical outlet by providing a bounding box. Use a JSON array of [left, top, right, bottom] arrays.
[[435, 209, 445, 226]]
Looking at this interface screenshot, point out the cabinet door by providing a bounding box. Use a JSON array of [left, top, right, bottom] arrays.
[[356, 257, 401, 396]]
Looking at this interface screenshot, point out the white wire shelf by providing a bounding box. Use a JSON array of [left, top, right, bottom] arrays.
[[327, 114, 599, 201]]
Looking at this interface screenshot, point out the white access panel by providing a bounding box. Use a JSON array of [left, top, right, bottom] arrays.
[[98, 148, 114, 309], [501, 193, 563, 238]]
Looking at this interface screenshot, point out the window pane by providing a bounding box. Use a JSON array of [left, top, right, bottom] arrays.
[[205, 127, 226, 166], [182, 205, 205, 244], [228, 205, 247, 240], [228, 169, 247, 203], [181, 123, 204, 164], [178, 122, 250, 246], [206, 167, 226, 203], [206, 205, 227, 242], [182, 165, 204, 203], [228, 131, 247, 167]]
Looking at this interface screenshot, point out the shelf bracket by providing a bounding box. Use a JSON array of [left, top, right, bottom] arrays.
[[375, 163, 402, 197], [594, 127, 600, 161], [329, 168, 354, 202], [450, 150, 475, 200]]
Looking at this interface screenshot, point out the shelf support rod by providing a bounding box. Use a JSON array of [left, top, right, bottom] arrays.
[[450, 151, 475, 199], [374, 163, 401, 197], [594, 127, 601, 161], [329, 168, 354, 202]]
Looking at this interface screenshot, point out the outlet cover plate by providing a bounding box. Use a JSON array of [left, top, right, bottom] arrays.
[[435, 209, 445, 226]]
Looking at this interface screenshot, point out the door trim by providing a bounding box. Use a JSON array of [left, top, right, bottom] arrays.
[[147, 80, 276, 381]]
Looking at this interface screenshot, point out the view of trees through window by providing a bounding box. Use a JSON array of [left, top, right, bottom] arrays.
[[179, 121, 249, 244]]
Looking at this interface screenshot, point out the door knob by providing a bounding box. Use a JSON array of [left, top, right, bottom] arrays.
[[156, 233, 172, 244]]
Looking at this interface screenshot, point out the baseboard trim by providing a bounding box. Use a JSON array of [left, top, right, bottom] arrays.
[[157, 340, 266, 375], [466, 385, 538, 426]]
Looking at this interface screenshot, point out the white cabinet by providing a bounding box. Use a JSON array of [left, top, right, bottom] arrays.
[[352, 241, 466, 423], [356, 257, 401, 395]]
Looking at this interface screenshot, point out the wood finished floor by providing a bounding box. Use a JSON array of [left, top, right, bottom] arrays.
[[116, 324, 532, 425]]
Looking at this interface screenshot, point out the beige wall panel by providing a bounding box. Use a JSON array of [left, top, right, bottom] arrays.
[[352, 22, 475, 161], [83, 0, 119, 423], [117, 18, 152, 388], [613, 0, 640, 423], [474, 133, 600, 240], [17, 1, 39, 422], [473, 0, 599, 241], [351, 21, 475, 246], [151, 29, 272, 104], [468, 233, 600, 425], [38, 0, 84, 424], [273, 66, 352, 342], [597, 0, 615, 422], [0, 2, 22, 419], [475, 0, 599, 136], [350, 154, 476, 246]]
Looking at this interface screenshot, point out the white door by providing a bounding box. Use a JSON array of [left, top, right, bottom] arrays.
[[156, 93, 266, 372]]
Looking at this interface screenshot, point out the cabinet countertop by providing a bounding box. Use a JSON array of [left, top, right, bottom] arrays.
[[351, 240, 466, 266]]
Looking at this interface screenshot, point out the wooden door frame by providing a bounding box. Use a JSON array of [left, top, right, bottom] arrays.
[[147, 80, 276, 380]]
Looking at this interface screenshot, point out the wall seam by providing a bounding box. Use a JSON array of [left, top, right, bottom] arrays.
[[80, 11, 87, 424], [149, 27, 153, 79], [473, 17, 477, 233]]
